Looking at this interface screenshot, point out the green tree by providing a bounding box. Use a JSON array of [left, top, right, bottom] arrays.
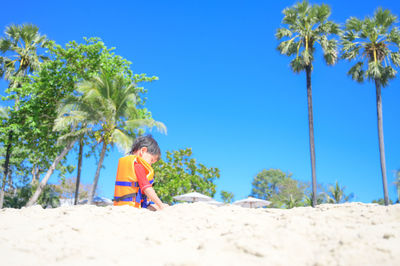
[[152, 148, 220, 204], [1, 36, 159, 207], [303, 181, 328, 206], [21, 38, 135, 205], [220, 190, 234, 203], [0, 107, 9, 207], [274, 178, 307, 208], [15, 38, 121, 186], [372, 198, 393, 205], [0, 24, 49, 88], [0, 24, 49, 208], [325, 181, 354, 204], [250, 169, 291, 200], [74, 139, 84, 205], [341, 8, 400, 206], [250, 169, 306, 208], [276, 1, 339, 207], [4, 182, 60, 209]]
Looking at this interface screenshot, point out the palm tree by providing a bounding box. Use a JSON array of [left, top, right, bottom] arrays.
[[25, 124, 84, 206], [57, 70, 166, 204], [0, 106, 9, 208], [325, 181, 353, 204], [74, 138, 84, 205], [395, 170, 400, 203], [0, 24, 49, 208], [0, 24, 49, 83], [276, 1, 339, 207], [341, 8, 400, 206]]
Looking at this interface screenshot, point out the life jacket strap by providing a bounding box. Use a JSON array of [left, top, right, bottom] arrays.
[[115, 181, 139, 187], [113, 193, 137, 202]]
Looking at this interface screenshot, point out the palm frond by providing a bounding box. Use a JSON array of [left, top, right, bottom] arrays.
[[390, 52, 400, 67], [380, 66, 397, 86], [53, 110, 90, 131], [124, 119, 167, 135], [0, 38, 12, 53], [56, 127, 91, 146], [290, 57, 306, 73], [312, 3, 331, 23], [111, 128, 134, 153], [347, 62, 365, 83], [302, 48, 313, 65], [374, 8, 398, 29], [277, 38, 300, 56], [277, 0, 339, 72], [388, 26, 400, 46], [345, 17, 363, 32], [282, 7, 297, 25], [276, 28, 293, 39], [341, 40, 362, 60], [366, 61, 383, 80]]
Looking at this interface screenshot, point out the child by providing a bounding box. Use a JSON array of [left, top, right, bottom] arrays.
[[113, 135, 167, 210]]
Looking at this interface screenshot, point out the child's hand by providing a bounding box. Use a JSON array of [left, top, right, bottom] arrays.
[[147, 204, 158, 211]]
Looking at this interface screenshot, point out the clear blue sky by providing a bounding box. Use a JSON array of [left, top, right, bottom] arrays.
[[1, 0, 400, 203]]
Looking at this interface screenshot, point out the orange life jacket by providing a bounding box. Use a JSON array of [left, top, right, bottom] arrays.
[[113, 155, 154, 208]]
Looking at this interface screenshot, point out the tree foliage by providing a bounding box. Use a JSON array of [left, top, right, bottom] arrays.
[[341, 8, 400, 86], [0, 23, 50, 208], [325, 181, 354, 204], [220, 190, 234, 203], [341, 8, 399, 206], [372, 198, 393, 205], [53, 176, 91, 201], [0, 24, 164, 207], [152, 148, 220, 204], [250, 169, 307, 208], [55, 69, 165, 204], [3, 182, 59, 208], [276, 0, 340, 72], [276, 1, 340, 207]]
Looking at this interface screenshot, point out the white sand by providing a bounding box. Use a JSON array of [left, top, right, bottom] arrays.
[[0, 202, 399, 266]]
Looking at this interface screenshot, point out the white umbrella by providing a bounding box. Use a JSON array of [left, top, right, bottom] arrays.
[[173, 192, 213, 203], [206, 199, 225, 206], [233, 197, 271, 208], [79, 196, 113, 206], [93, 196, 113, 205]]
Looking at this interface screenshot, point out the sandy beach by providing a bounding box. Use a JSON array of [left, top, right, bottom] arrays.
[[0, 202, 399, 266]]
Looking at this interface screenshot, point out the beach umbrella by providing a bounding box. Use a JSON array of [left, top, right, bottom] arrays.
[[79, 196, 113, 206], [233, 197, 271, 208], [93, 196, 113, 206], [206, 199, 225, 206], [173, 192, 213, 202]]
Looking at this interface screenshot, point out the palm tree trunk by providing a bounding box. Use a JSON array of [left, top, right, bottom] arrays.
[[88, 141, 107, 204], [305, 65, 317, 207], [74, 139, 84, 205], [0, 131, 13, 209], [374, 79, 389, 206], [26, 139, 78, 207]]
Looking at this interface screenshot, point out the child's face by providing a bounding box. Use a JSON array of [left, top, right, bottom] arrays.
[[138, 147, 158, 165]]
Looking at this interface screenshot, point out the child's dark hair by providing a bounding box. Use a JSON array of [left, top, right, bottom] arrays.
[[130, 135, 161, 158]]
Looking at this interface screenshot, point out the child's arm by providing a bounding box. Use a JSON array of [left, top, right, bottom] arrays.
[[134, 162, 167, 210], [144, 187, 166, 210]]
